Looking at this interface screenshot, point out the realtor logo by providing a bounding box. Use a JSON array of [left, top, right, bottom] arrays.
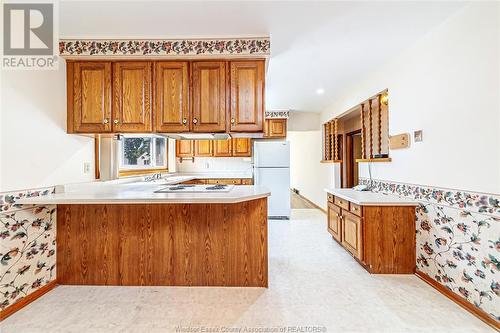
[[2, 2, 58, 69]]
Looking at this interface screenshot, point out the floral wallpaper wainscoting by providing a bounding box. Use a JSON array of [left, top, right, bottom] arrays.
[[0, 187, 56, 311], [360, 178, 500, 322]]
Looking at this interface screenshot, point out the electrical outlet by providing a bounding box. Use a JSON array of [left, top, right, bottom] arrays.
[[83, 162, 91, 174], [414, 130, 423, 142]]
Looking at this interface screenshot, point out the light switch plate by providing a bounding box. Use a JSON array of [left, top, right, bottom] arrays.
[[389, 133, 409, 149], [414, 130, 423, 142]]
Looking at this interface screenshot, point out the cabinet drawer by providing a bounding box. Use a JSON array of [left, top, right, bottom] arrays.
[[207, 178, 242, 185], [327, 193, 334, 203], [241, 178, 253, 185], [349, 203, 362, 216], [334, 197, 349, 210]]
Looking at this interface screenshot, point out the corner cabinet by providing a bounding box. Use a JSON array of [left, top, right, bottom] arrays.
[[230, 61, 264, 132], [326, 193, 416, 274], [67, 61, 112, 133], [67, 59, 265, 135], [264, 119, 287, 138]]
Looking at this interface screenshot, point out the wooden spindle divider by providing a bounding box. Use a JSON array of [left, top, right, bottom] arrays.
[[360, 103, 366, 159], [333, 118, 338, 160], [378, 94, 382, 155], [368, 99, 373, 159]]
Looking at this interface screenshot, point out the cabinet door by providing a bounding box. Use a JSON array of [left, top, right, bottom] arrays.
[[342, 211, 363, 260], [176, 140, 194, 157], [194, 140, 213, 157], [192, 61, 226, 132], [112, 62, 152, 132], [230, 61, 264, 132], [213, 139, 232, 157], [265, 119, 287, 138], [154, 62, 189, 132], [70, 62, 112, 133], [327, 203, 342, 242], [232, 138, 252, 157]]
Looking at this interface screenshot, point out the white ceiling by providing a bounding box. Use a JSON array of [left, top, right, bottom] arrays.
[[60, 1, 465, 113]]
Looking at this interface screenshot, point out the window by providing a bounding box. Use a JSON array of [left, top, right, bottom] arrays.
[[119, 135, 168, 176]]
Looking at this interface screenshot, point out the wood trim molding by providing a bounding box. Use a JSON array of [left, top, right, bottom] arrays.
[[118, 167, 168, 177], [0, 280, 57, 321], [415, 270, 500, 331]]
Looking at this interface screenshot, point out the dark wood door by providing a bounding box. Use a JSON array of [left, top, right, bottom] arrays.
[[232, 138, 252, 157], [192, 61, 226, 132], [154, 61, 189, 132], [230, 61, 264, 132], [327, 203, 342, 242], [213, 139, 232, 157], [175, 140, 194, 157], [112, 62, 152, 132], [194, 140, 213, 157], [70, 62, 112, 133]]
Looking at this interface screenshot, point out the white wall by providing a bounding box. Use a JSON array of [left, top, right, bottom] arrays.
[[321, 2, 500, 194], [176, 156, 252, 174], [0, 61, 96, 192]]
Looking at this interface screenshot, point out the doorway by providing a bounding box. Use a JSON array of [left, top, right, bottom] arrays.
[[345, 130, 362, 188]]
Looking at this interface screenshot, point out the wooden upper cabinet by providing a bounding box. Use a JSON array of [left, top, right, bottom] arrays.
[[264, 119, 287, 138], [194, 140, 214, 157], [175, 140, 194, 157], [192, 61, 226, 132], [154, 62, 189, 132], [232, 138, 252, 157], [69, 61, 112, 133], [213, 139, 232, 157], [112, 62, 152, 132], [230, 61, 264, 132]]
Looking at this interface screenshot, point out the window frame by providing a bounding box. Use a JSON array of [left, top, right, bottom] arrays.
[[118, 134, 168, 177]]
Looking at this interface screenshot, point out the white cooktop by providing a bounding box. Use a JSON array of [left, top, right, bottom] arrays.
[[155, 184, 235, 193]]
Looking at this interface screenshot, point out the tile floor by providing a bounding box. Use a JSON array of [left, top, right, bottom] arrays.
[[1, 209, 494, 333]]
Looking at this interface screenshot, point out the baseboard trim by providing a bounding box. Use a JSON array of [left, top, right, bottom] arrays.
[[0, 280, 57, 321], [415, 270, 499, 331], [295, 193, 327, 214]]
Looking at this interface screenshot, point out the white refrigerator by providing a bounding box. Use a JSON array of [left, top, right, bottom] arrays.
[[253, 141, 291, 219]]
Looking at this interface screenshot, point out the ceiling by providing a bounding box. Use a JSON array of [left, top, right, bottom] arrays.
[[60, 1, 465, 113]]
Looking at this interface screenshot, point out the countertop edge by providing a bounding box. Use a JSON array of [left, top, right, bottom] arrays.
[[324, 188, 419, 206]]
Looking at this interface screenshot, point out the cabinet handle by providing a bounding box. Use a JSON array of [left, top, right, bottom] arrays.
[[193, 118, 198, 124], [182, 118, 187, 125], [103, 119, 109, 124], [231, 118, 235, 124], [113, 119, 119, 124]]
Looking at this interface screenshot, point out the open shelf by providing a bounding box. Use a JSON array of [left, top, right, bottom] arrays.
[[355, 158, 392, 163]]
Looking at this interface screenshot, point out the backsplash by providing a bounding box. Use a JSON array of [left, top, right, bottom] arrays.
[[360, 178, 500, 322], [176, 157, 252, 174], [0, 187, 56, 311]]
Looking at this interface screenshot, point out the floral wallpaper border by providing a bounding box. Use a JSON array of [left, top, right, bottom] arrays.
[[359, 178, 499, 217], [265, 110, 289, 119], [59, 38, 270, 57], [1, 187, 57, 311], [359, 177, 499, 322]]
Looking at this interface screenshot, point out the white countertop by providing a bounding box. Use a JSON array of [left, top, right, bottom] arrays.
[[325, 188, 418, 206], [16, 183, 270, 205]]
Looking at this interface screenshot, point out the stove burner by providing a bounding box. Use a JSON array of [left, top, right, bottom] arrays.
[[206, 185, 227, 190]]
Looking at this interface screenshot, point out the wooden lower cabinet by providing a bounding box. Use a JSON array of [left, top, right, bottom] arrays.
[[326, 194, 416, 274], [327, 203, 342, 243]]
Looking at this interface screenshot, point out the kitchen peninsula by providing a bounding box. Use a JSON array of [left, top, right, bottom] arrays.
[[18, 182, 270, 288]]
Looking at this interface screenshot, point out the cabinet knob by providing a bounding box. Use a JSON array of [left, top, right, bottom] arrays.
[[193, 118, 198, 124], [113, 119, 119, 124], [103, 119, 109, 124], [230, 118, 235, 124], [182, 118, 187, 125]]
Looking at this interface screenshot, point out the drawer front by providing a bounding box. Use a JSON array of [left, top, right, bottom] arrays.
[[327, 193, 334, 203], [241, 178, 253, 185], [207, 178, 242, 185], [334, 196, 349, 210], [349, 202, 362, 216]]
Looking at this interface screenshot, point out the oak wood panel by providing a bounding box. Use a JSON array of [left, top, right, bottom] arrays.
[[327, 202, 342, 243], [334, 196, 349, 210], [154, 61, 189, 132], [192, 61, 226, 132], [206, 179, 242, 185], [230, 61, 264, 132], [175, 140, 194, 157], [241, 178, 253, 185], [264, 119, 287, 138], [181, 179, 207, 185], [213, 139, 232, 157], [56, 200, 268, 287], [349, 202, 362, 216], [112, 62, 152, 132], [194, 140, 213, 157], [232, 138, 252, 157], [363, 206, 416, 274], [71, 62, 112, 133], [341, 210, 363, 260]]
